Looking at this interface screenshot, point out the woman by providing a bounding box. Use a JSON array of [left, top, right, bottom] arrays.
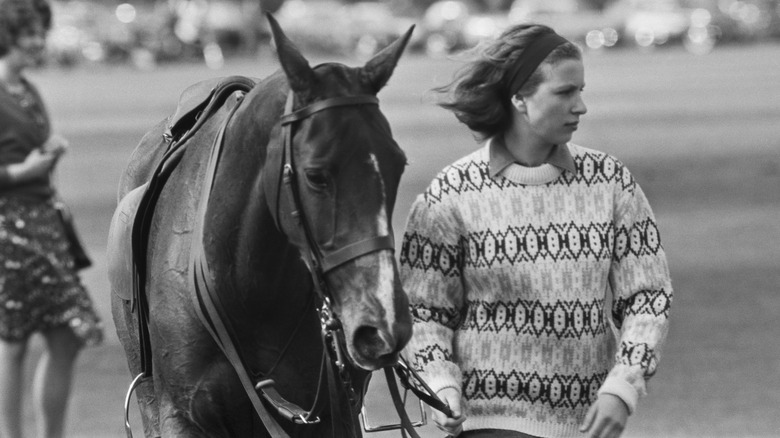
[[400, 24, 673, 438], [0, 0, 103, 436]]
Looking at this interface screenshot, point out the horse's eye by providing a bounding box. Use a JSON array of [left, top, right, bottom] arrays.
[[304, 170, 330, 191]]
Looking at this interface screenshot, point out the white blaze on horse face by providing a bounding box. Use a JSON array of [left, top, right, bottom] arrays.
[[369, 153, 389, 236], [369, 153, 395, 326]]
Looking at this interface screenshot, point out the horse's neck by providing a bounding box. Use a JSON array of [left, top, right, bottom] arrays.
[[200, 81, 306, 309], [204, 158, 301, 303]]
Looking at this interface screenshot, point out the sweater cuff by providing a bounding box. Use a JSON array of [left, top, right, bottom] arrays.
[[598, 376, 639, 415], [427, 376, 461, 395]]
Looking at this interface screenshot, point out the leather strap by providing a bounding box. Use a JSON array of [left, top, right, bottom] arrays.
[[273, 92, 395, 277], [320, 235, 395, 273], [280, 95, 378, 125], [131, 78, 255, 378], [384, 367, 423, 438], [188, 102, 291, 437], [255, 380, 313, 424], [394, 357, 453, 418]]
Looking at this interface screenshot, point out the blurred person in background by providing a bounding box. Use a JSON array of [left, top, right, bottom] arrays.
[[400, 23, 673, 438], [0, 0, 103, 436]]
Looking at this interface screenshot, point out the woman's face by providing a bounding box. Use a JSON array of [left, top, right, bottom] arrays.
[[521, 58, 587, 147], [8, 21, 47, 69]]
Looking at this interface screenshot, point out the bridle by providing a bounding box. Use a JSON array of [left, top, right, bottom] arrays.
[[125, 86, 451, 438], [269, 91, 396, 275], [191, 90, 398, 438], [266, 90, 398, 433], [265, 91, 454, 437]]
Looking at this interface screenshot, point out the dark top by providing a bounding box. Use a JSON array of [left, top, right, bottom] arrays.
[[0, 76, 53, 199]]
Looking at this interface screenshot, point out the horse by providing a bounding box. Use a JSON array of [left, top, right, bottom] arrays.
[[108, 15, 415, 437]]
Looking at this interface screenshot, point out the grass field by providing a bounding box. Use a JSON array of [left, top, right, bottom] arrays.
[[15, 42, 780, 437]]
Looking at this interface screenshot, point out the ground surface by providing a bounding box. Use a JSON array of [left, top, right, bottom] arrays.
[[17, 42, 780, 437]]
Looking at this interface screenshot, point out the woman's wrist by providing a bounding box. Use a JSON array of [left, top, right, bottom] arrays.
[[0, 166, 11, 186], [4, 163, 24, 183]]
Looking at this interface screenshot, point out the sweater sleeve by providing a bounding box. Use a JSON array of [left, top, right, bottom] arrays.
[[399, 193, 465, 395], [0, 166, 12, 187], [600, 165, 673, 414]]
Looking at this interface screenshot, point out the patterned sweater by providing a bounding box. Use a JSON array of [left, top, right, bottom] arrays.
[[400, 141, 672, 437]]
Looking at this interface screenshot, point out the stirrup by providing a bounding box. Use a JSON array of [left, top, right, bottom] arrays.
[[123, 373, 146, 438], [360, 373, 426, 433]]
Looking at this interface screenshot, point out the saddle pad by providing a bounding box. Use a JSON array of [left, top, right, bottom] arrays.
[[107, 182, 148, 302]]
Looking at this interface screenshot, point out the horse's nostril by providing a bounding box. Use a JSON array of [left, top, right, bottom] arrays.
[[354, 326, 395, 360]]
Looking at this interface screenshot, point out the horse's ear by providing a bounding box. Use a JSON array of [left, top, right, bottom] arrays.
[[267, 13, 315, 95], [362, 25, 414, 94]]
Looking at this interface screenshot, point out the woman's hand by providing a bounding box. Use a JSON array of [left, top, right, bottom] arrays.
[[431, 387, 466, 437], [7, 148, 59, 183], [580, 393, 629, 438], [43, 133, 69, 157]]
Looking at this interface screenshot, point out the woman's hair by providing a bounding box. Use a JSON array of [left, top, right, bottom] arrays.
[[435, 24, 581, 141], [0, 0, 52, 57]]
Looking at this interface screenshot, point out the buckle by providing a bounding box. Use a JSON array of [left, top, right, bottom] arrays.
[[293, 413, 321, 425], [255, 379, 320, 425]]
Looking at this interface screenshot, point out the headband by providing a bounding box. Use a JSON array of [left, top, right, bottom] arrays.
[[506, 31, 570, 96]]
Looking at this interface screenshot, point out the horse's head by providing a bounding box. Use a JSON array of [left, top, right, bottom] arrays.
[[264, 15, 413, 370]]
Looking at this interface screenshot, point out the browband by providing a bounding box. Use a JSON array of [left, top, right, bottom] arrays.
[[507, 31, 570, 96]]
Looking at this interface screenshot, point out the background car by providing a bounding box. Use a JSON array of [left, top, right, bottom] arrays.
[[620, 0, 779, 53], [420, 0, 504, 55], [508, 0, 629, 49], [421, 0, 629, 55], [276, 0, 419, 56], [48, 1, 192, 68]]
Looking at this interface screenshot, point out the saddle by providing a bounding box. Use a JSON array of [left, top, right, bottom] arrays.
[[107, 76, 256, 306]]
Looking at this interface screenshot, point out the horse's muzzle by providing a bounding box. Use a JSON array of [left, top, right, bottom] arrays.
[[351, 318, 412, 369], [327, 250, 413, 370]]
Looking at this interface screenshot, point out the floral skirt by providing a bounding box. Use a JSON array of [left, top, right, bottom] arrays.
[[0, 197, 103, 345]]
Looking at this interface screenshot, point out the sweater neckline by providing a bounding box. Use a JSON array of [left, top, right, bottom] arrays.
[[498, 162, 563, 185]]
